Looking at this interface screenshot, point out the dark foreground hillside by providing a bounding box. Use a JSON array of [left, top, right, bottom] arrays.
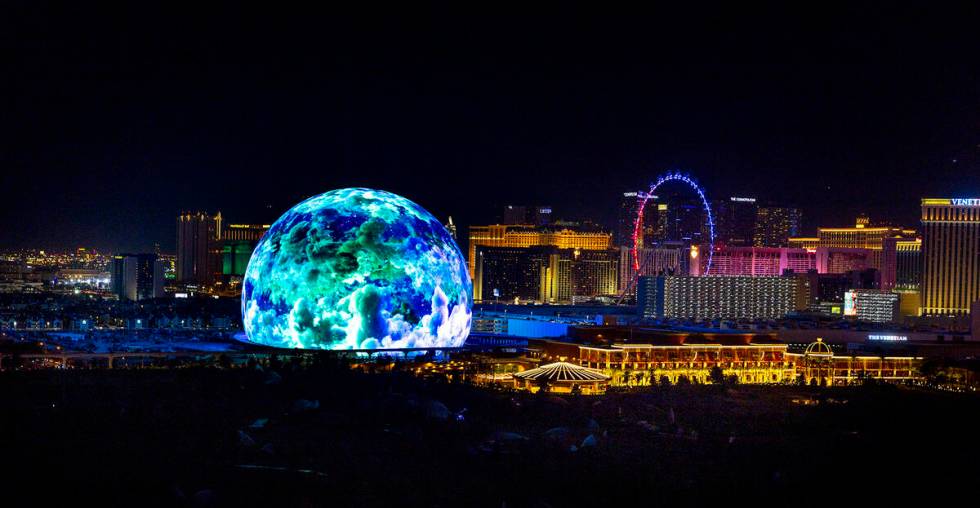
[[3, 363, 977, 507]]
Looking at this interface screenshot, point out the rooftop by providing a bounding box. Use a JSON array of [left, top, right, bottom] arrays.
[[512, 361, 610, 382]]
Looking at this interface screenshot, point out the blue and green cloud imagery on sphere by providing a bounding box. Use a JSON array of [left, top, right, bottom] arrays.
[[242, 188, 472, 350]]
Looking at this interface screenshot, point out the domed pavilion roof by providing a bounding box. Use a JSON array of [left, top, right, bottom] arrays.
[[512, 362, 611, 382], [804, 339, 834, 357]]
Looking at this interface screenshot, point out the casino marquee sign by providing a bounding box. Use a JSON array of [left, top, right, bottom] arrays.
[[922, 198, 980, 206]]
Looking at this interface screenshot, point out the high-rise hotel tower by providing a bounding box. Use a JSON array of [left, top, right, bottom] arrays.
[[177, 211, 222, 285], [920, 198, 980, 316]]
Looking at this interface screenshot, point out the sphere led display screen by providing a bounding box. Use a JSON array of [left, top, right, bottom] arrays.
[[242, 188, 472, 350]]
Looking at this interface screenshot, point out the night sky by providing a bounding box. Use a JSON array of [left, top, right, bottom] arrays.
[[3, 5, 980, 252]]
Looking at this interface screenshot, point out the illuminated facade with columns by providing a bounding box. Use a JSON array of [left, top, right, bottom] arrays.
[[920, 198, 980, 316], [786, 340, 920, 386], [573, 339, 920, 386], [580, 342, 796, 384]]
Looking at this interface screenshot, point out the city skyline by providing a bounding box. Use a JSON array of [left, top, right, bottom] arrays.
[[0, 186, 962, 254], [3, 8, 980, 505], [0, 186, 971, 255]]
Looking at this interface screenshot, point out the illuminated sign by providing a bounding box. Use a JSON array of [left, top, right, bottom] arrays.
[[868, 334, 907, 342], [538, 208, 552, 214], [730, 197, 757, 203], [690, 245, 699, 259], [174, 293, 188, 298], [951, 198, 980, 206], [657, 204, 668, 211], [843, 291, 857, 316], [623, 192, 638, 197]]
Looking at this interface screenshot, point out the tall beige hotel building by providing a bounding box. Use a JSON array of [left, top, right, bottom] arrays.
[[920, 198, 980, 316]]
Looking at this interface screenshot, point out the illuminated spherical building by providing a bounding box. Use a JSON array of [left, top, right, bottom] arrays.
[[242, 188, 472, 350]]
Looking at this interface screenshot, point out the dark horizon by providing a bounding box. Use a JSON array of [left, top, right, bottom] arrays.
[[3, 6, 980, 252]]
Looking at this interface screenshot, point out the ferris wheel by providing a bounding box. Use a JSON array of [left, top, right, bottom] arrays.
[[631, 171, 716, 276]]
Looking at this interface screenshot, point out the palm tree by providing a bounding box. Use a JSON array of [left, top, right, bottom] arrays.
[[708, 366, 725, 384]]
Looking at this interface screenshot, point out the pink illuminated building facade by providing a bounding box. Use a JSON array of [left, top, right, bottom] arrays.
[[691, 246, 815, 276], [690, 245, 889, 278]]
